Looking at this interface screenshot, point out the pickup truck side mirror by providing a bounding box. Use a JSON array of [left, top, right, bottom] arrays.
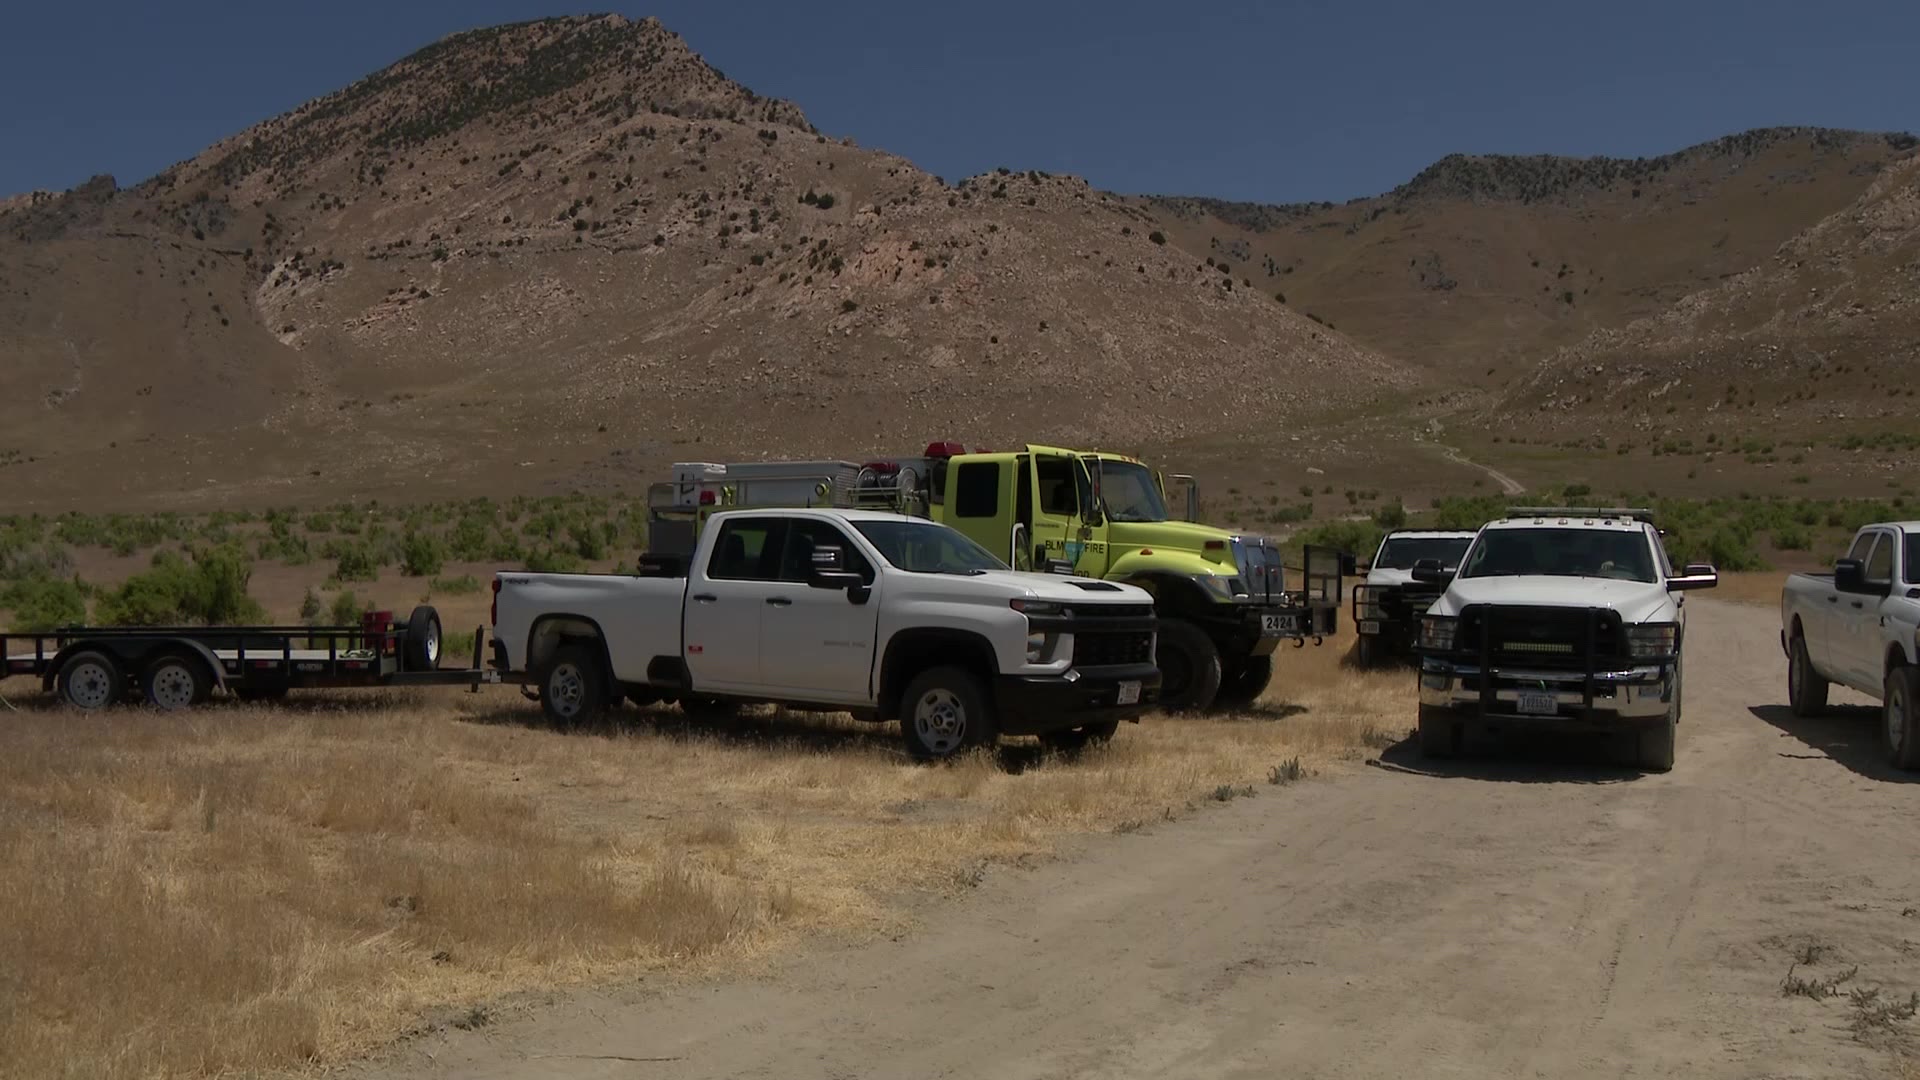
[[806, 544, 870, 603], [1833, 558, 1866, 594], [1668, 563, 1719, 591], [1410, 558, 1449, 585]]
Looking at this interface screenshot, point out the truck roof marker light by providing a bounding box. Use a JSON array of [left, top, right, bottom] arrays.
[[699, 490, 716, 505], [1204, 540, 1226, 551], [924, 441, 966, 458], [1139, 548, 1152, 556]]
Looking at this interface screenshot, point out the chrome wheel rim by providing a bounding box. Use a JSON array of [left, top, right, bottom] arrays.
[[424, 623, 441, 666], [913, 688, 967, 756], [66, 661, 115, 710], [149, 663, 198, 710], [548, 662, 585, 718]]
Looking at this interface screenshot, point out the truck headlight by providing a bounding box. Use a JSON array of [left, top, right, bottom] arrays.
[[1418, 615, 1457, 651], [1355, 586, 1385, 620], [1626, 623, 1678, 659]]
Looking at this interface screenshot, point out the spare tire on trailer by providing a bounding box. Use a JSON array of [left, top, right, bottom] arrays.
[[403, 605, 443, 672]]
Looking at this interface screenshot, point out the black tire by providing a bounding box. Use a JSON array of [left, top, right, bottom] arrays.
[[1883, 666, 1920, 772], [1154, 619, 1223, 712], [1640, 710, 1678, 773], [1213, 654, 1273, 708], [900, 666, 998, 761], [1354, 634, 1380, 669], [680, 695, 741, 721], [403, 605, 443, 672], [56, 650, 125, 711], [142, 653, 214, 711], [1417, 704, 1458, 758], [234, 685, 289, 704], [1787, 634, 1829, 718], [1038, 720, 1120, 754], [537, 643, 609, 728]]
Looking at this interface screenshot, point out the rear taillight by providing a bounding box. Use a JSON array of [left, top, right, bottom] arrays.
[[490, 577, 501, 625]]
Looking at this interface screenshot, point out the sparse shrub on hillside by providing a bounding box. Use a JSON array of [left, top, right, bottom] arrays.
[[1293, 520, 1382, 561], [1148, 231, 1166, 245], [525, 547, 583, 574], [329, 589, 364, 627], [332, 542, 381, 583], [94, 545, 264, 627], [1372, 503, 1408, 529], [0, 575, 88, 632], [430, 575, 482, 596], [299, 588, 324, 625], [840, 299, 859, 313], [401, 531, 447, 577]]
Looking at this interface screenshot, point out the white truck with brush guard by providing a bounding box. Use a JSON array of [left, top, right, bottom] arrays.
[[1412, 507, 1719, 772], [1779, 521, 1920, 770], [488, 507, 1162, 759]]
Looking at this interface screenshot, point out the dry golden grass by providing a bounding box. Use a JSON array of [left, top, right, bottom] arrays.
[[0, 628, 1408, 1080]]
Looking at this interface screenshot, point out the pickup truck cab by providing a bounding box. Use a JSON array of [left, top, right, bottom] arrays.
[[490, 508, 1162, 760], [1412, 507, 1718, 772], [1352, 529, 1477, 666], [1779, 522, 1920, 769]]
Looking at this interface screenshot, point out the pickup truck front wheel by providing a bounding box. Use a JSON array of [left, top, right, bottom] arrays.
[[1883, 666, 1920, 771], [538, 644, 609, 728], [1787, 634, 1829, 717], [901, 667, 998, 761]]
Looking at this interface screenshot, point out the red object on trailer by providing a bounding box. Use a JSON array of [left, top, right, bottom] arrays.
[[361, 609, 396, 656]]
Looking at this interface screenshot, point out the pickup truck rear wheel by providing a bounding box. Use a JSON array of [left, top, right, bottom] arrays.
[[900, 666, 997, 761], [1787, 635, 1829, 717], [538, 644, 609, 728], [1154, 619, 1222, 713], [1883, 666, 1920, 771]]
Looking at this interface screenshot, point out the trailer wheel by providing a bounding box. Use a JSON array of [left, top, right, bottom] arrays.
[[57, 651, 125, 711], [403, 605, 443, 672], [143, 653, 213, 711], [538, 644, 608, 728]]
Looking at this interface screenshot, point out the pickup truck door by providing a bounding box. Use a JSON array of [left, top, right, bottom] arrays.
[[683, 516, 789, 691], [757, 518, 883, 703], [1807, 530, 1878, 681], [1837, 531, 1899, 692]]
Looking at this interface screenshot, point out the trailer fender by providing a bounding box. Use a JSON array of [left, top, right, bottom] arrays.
[[38, 636, 226, 694]]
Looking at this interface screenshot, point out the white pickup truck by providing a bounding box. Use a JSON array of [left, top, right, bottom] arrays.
[[1779, 521, 1920, 770], [488, 508, 1163, 759], [1411, 507, 1719, 772]]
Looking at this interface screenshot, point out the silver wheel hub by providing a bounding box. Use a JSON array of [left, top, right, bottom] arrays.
[[150, 664, 198, 710], [424, 624, 440, 665], [548, 663, 585, 717], [913, 688, 967, 755], [67, 662, 115, 710]]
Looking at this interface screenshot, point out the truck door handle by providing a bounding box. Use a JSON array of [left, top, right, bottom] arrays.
[[1851, 600, 1864, 609], [765, 597, 792, 607], [692, 593, 718, 603], [1827, 596, 1838, 603]]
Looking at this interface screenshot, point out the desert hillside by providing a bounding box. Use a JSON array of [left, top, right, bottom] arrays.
[[1138, 128, 1917, 392], [1502, 151, 1920, 431], [0, 14, 1409, 510]]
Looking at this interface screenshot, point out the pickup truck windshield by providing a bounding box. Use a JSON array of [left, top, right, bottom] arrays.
[[1458, 528, 1657, 583], [1098, 462, 1170, 523], [853, 520, 1010, 574], [1376, 536, 1473, 571]]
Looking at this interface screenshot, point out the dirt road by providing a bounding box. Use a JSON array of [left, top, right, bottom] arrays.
[[353, 600, 1920, 1079]]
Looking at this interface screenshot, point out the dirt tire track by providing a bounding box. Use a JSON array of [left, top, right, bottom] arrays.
[[351, 599, 1920, 1080]]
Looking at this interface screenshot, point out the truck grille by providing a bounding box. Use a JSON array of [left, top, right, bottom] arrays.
[[1380, 586, 1443, 620], [1072, 630, 1155, 667], [1077, 604, 1153, 619], [1457, 605, 1626, 669]]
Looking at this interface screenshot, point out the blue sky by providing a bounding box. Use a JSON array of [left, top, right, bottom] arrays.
[[3, 0, 1916, 203]]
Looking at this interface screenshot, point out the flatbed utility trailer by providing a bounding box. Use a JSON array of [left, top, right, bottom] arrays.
[[1, 604, 500, 711]]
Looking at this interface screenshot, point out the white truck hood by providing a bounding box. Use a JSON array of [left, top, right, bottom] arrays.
[[1366, 568, 1417, 588], [905, 570, 1151, 607], [1430, 575, 1675, 624]]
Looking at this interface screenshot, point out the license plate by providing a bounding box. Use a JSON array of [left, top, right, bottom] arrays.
[[1261, 614, 1298, 635], [1359, 620, 1380, 635], [1116, 680, 1141, 706], [1516, 691, 1558, 716]]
